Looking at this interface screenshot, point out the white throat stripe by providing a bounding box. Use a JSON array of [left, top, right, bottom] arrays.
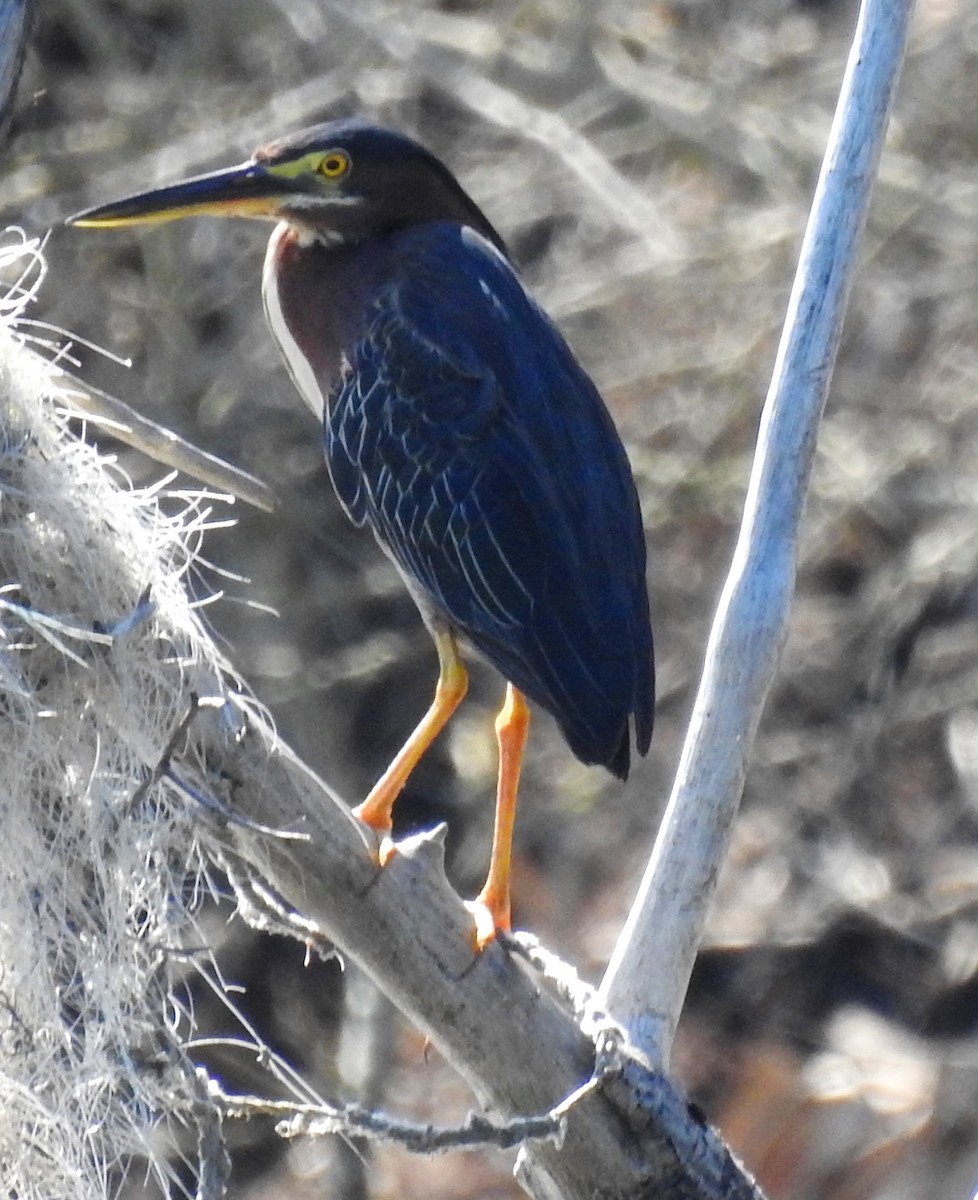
[[262, 223, 325, 419]]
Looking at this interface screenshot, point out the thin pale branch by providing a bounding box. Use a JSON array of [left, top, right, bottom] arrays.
[[596, 0, 918, 1066]]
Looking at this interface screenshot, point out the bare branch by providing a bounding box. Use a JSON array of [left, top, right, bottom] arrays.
[[60, 375, 277, 513], [194, 697, 762, 1200], [214, 1079, 574, 1153], [597, 0, 919, 1066]]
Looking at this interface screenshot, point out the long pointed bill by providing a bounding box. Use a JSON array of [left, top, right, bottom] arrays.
[[66, 162, 297, 228]]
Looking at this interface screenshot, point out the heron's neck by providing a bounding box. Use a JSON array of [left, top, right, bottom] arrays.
[[262, 222, 380, 417]]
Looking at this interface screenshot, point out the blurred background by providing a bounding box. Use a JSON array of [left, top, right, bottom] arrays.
[[5, 0, 978, 1196]]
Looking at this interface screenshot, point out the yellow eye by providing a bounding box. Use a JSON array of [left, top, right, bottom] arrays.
[[318, 150, 350, 179]]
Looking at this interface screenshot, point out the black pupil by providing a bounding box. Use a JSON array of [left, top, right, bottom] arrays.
[[325, 156, 342, 173]]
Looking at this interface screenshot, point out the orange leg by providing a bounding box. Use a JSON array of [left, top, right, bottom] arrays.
[[353, 628, 467, 858], [467, 684, 530, 950]]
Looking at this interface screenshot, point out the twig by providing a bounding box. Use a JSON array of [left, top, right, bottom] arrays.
[[217, 846, 326, 946], [128, 692, 310, 837], [508, 932, 596, 1021], [129, 692, 218, 809], [190, 1067, 231, 1200], [59, 374, 276, 514], [212, 1080, 578, 1153]]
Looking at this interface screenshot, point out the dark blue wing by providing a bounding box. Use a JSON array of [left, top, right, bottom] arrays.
[[324, 223, 653, 775]]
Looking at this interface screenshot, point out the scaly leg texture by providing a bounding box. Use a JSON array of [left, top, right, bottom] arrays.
[[353, 628, 467, 858], [467, 683, 530, 949]]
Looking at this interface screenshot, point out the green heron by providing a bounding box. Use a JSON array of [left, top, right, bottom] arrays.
[[68, 119, 654, 947]]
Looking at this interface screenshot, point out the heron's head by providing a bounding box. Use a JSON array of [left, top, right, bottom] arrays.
[[68, 118, 505, 253]]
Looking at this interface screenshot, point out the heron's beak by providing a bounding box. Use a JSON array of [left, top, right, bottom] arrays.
[[66, 161, 297, 228]]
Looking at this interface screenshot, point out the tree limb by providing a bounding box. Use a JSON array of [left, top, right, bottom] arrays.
[[198, 696, 763, 1200]]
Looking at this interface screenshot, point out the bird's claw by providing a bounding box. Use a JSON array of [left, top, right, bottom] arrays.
[[350, 801, 397, 869], [464, 896, 510, 953], [359, 825, 396, 868]]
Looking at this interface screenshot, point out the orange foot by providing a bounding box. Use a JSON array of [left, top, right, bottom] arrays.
[[464, 893, 511, 953], [351, 801, 397, 868]]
